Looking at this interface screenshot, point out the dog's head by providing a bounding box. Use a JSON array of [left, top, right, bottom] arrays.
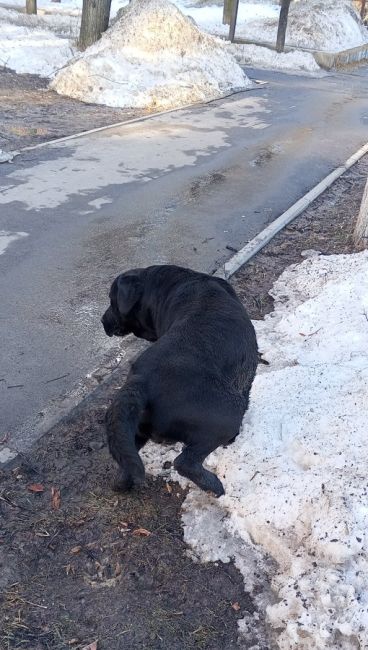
[[101, 270, 144, 338]]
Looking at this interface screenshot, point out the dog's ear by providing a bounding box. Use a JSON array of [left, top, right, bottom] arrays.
[[116, 274, 143, 316]]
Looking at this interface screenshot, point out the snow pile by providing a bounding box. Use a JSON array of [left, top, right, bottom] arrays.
[[231, 43, 320, 73], [143, 250, 368, 649], [283, 0, 368, 51], [0, 149, 19, 163], [51, 0, 250, 109], [242, 0, 368, 52], [0, 7, 75, 76]]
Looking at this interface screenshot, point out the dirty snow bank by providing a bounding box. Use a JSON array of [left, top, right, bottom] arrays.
[[0, 8, 75, 76], [241, 0, 368, 52], [51, 0, 250, 109], [231, 43, 320, 73], [283, 0, 368, 51], [143, 250, 368, 649]]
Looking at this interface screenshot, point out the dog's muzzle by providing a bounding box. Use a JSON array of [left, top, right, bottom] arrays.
[[101, 308, 120, 337]]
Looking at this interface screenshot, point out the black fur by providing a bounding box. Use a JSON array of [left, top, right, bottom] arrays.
[[101, 265, 258, 497]]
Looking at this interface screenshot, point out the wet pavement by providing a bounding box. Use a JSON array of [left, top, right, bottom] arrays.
[[1, 65, 367, 454]]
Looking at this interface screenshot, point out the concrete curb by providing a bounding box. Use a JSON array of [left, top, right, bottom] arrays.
[[0, 338, 146, 469], [230, 39, 368, 70], [215, 140, 368, 279], [10, 81, 266, 155]]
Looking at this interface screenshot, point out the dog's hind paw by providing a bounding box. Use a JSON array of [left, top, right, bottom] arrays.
[[112, 470, 145, 493], [213, 482, 225, 498], [206, 474, 225, 498]]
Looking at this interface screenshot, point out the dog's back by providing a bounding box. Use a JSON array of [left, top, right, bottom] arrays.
[[102, 265, 258, 497]]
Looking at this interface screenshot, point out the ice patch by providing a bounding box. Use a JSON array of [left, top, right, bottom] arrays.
[[87, 196, 114, 210], [0, 95, 269, 210], [0, 149, 20, 163], [0, 231, 28, 255]]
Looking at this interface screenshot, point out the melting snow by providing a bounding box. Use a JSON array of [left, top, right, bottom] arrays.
[[143, 250, 368, 649]]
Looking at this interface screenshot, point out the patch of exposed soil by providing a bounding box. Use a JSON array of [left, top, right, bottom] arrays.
[[0, 357, 264, 650], [0, 68, 147, 152]]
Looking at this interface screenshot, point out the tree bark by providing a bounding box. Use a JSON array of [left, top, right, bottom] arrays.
[[79, 0, 112, 51], [276, 0, 291, 53], [361, 0, 366, 19], [228, 0, 239, 41], [26, 0, 37, 14], [223, 0, 232, 25], [353, 176, 368, 249]]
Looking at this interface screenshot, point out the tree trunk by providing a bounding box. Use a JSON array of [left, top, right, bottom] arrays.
[[228, 0, 239, 41], [26, 0, 37, 14], [79, 0, 112, 51], [276, 0, 291, 53], [361, 0, 366, 19], [223, 0, 232, 25], [353, 176, 368, 249]]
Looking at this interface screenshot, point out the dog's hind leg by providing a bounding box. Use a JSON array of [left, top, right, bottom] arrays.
[[106, 379, 147, 491], [223, 434, 238, 447], [174, 443, 225, 498], [135, 433, 149, 451], [136, 410, 152, 450]]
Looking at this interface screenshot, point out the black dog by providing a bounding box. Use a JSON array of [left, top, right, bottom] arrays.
[[101, 265, 258, 497]]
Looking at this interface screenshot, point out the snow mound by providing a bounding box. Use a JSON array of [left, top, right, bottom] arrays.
[[231, 43, 320, 73], [244, 0, 368, 52], [284, 0, 368, 51], [143, 251, 368, 649], [51, 0, 250, 109]]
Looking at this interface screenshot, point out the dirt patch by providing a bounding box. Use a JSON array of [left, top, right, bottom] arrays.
[[0, 358, 264, 650], [0, 68, 148, 152], [0, 155, 366, 650], [231, 155, 367, 319]]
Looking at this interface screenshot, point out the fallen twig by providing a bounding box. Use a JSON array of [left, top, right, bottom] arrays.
[[44, 373, 70, 384]]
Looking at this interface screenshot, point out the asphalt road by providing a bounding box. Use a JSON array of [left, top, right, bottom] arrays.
[[1, 65, 368, 455]]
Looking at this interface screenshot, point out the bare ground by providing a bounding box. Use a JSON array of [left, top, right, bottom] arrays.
[[0, 98, 366, 648], [0, 68, 147, 153]]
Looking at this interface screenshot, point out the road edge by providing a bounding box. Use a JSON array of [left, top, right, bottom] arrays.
[[214, 141, 368, 279], [1, 141, 367, 468], [6, 82, 266, 156]]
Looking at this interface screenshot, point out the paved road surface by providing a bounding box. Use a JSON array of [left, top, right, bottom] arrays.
[[1, 65, 367, 454]]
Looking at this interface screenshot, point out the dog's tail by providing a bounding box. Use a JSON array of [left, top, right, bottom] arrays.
[[106, 379, 147, 489]]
